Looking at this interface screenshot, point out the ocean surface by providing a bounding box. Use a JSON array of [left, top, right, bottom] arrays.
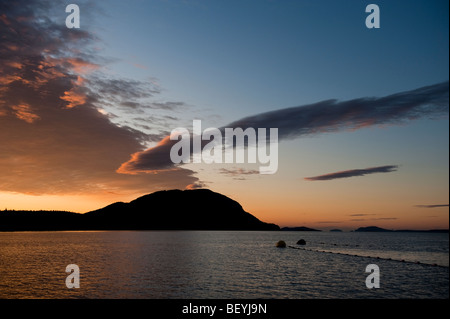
[[0, 231, 448, 299]]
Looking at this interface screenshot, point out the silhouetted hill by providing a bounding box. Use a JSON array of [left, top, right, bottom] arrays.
[[0, 210, 85, 231], [0, 189, 280, 231], [86, 189, 279, 230], [281, 226, 321, 232]]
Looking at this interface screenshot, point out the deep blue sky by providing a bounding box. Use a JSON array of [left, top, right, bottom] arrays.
[[94, 0, 448, 119]]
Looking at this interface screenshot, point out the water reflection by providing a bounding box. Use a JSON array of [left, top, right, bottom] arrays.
[[0, 231, 448, 298]]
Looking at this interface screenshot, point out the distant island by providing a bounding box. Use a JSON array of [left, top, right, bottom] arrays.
[[355, 226, 393, 232], [0, 189, 280, 231], [354, 226, 448, 233], [281, 226, 321, 232]]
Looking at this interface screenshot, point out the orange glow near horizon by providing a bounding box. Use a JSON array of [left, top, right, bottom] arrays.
[[237, 199, 449, 230], [0, 192, 136, 214], [0, 188, 448, 231]]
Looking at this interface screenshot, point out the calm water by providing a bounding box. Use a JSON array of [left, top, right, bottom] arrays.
[[0, 231, 448, 299]]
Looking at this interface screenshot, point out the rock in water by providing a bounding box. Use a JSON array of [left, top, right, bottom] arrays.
[[276, 240, 286, 248], [296, 239, 306, 245]]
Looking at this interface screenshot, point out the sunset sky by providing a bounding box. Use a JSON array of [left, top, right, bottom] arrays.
[[0, 0, 448, 230]]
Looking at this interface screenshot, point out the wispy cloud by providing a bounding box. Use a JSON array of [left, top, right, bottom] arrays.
[[185, 182, 207, 190], [317, 221, 344, 224], [350, 217, 397, 221], [219, 168, 259, 180], [148, 102, 187, 111], [414, 204, 449, 208], [304, 165, 399, 181], [349, 214, 377, 217], [132, 63, 148, 70]]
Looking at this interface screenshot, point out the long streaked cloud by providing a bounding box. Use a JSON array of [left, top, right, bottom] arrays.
[[119, 81, 448, 173], [219, 168, 260, 176], [226, 82, 449, 140], [218, 168, 261, 180], [304, 165, 399, 181], [414, 204, 449, 208], [0, 0, 199, 196], [350, 217, 398, 222]]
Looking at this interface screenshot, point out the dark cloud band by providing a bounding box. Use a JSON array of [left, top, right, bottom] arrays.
[[304, 165, 399, 181], [226, 82, 449, 141]]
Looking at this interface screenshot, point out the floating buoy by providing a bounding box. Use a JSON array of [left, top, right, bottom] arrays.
[[276, 240, 286, 248], [296, 239, 306, 245]]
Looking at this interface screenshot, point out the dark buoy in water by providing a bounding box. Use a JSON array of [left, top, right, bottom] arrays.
[[276, 240, 286, 248], [296, 239, 306, 245]]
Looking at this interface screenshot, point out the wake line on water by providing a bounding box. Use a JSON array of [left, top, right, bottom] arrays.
[[287, 245, 449, 268]]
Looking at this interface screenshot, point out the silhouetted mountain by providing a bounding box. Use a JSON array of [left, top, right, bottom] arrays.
[[0, 189, 280, 231], [281, 226, 321, 232], [86, 189, 279, 230]]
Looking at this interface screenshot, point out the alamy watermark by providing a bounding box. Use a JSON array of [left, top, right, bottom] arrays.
[[65, 3, 380, 30], [169, 120, 278, 174], [365, 264, 380, 289], [365, 4, 380, 29], [65, 264, 80, 288], [65, 4, 80, 29]]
